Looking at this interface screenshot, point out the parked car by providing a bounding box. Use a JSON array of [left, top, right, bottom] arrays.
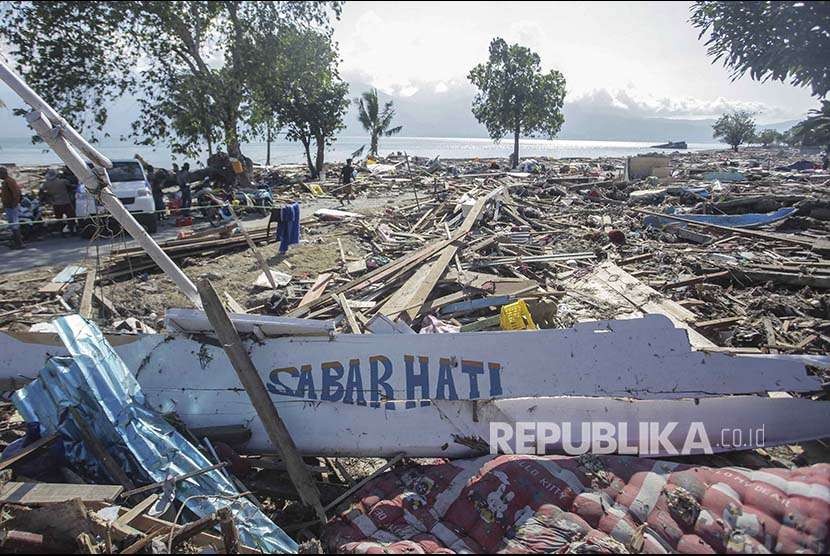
[[75, 159, 157, 238]]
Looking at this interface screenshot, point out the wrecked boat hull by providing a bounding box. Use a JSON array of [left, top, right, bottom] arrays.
[[1, 314, 827, 457]]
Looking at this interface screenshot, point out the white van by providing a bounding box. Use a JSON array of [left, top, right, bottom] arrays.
[[75, 159, 157, 236]]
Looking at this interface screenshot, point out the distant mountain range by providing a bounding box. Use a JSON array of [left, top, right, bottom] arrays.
[[338, 83, 800, 143], [0, 81, 802, 144]]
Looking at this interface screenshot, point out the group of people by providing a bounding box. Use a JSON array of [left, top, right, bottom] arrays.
[[3, 154, 360, 250], [138, 157, 193, 220]]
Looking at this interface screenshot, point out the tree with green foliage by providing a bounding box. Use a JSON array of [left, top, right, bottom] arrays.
[[468, 37, 566, 168], [788, 101, 830, 152], [713, 111, 756, 151], [755, 128, 784, 148], [251, 27, 348, 177], [690, 2, 830, 98], [132, 73, 223, 159], [355, 89, 402, 157], [0, 1, 342, 163]]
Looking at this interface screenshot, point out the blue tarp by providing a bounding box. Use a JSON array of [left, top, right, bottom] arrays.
[[13, 315, 297, 553], [644, 206, 797, 230]]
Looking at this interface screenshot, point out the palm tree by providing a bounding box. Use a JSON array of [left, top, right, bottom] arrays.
[[355, 89, 402, 157]]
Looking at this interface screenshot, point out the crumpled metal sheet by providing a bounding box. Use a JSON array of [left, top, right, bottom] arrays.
[[13, 315, 297, 553], [325, 454, 830, 554]]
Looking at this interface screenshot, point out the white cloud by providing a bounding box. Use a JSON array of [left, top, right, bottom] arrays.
[[434, 82, 449, 93], [567, 87, 791, 122]]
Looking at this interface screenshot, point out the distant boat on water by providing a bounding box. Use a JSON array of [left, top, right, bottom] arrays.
[[652, 140, 688, 149]]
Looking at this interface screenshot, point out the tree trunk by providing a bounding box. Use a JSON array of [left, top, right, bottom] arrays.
[[266, 120, 272, 167], [371, 132, 379, 157], [301, 137, 315, 177], [512, 126, 520, 169], [225, 120, 252, 187], [314, 132, 325, 180]]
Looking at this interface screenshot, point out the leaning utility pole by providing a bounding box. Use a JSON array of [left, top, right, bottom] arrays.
[[0, 62, 201, 307]]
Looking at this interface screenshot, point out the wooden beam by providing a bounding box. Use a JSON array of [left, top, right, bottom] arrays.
[[0, 433, 58, 471], [114, 493, 159, 527], [170, 512, 222, 550], [0, 482, 122, 504], [335, 293, 361, 334], [297, 273, 332, 308], [69, 407, 135, 490], [694, 316, 744, 330], [380, 195, 491, 321], [228, 205, 279, 292], [196, 278, 325, 523], [218, 507, 240, 554], [120, 462, 228, 498], [662, 271, 730, 290], [79, 268, 97, 319]]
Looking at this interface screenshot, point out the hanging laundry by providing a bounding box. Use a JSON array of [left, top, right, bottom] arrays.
[[276, 202, 300, 255]]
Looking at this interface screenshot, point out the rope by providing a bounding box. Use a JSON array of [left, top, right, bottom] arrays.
[[0, 201, 268, 230]]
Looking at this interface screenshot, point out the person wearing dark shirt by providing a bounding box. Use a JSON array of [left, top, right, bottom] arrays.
[[177, 162, 192, 216], [338, 158, 354, 206]]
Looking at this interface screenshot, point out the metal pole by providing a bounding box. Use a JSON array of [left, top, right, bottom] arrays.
[[0, 62, 112, 169], [25, 111, 202, 307]]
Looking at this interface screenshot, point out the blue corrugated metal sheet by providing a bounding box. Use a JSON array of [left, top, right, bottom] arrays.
[[13, 315, 297, 553], [644, 206, 797, 230]]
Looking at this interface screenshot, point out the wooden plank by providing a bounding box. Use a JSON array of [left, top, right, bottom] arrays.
[[286, 192, 503, 318], [79, 267, 97, 319], [229, 205, 278, 292], [0, 482, 122, 504], [662, 270, 730, 289], [380, 195, 491, 321], [197, 278, 326, 523], [69, 406, 135, 490], [732, 269, 830, 290], [224, 292, 247, 314], [0, 433, 58, 471], [86, 502, 259, 553], [569, 261, 716, 349], [694, 316, 744, 329], [38, 265, 85, 294], [114, 493, 159, 527], [93, 290, 120, 317], [335, 293, 361, 334], [297, 273, 332, 308]]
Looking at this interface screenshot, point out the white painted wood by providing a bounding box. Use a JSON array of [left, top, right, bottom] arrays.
[[1, 315, 820, 402], [164, 308, 334, 336], [1, 316, 827, 457]]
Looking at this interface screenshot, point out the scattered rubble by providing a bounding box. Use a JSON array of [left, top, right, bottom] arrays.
[[1, 146, 829, 553]]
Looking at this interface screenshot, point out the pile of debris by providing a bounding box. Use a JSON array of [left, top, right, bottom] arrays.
[[1, 146, 829, 553]]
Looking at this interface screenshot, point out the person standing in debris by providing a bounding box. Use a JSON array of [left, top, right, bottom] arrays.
[[178, 162, 192, 216], [1, 167, 23, 249], [338, 158, 355, 205], [42, 168, 76, 236]]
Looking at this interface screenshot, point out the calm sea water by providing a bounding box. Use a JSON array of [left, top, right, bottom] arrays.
[[0, 135, 727, 168]]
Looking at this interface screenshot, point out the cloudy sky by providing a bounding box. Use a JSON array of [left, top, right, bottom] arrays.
[[334, 1, 816, 123], [0, 1, 819, 143]]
